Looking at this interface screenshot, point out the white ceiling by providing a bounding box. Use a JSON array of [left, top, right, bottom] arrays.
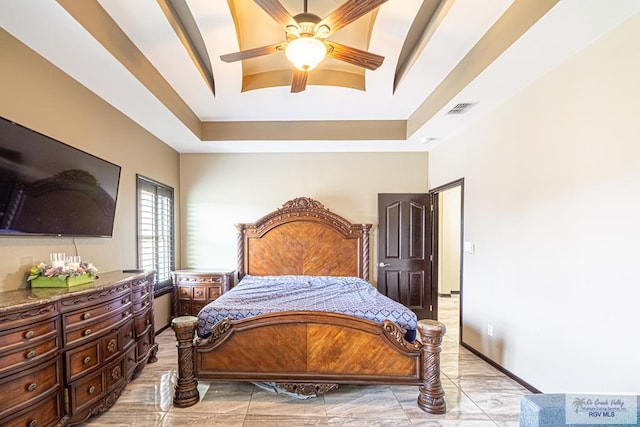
[[1, 0, 639, 153]]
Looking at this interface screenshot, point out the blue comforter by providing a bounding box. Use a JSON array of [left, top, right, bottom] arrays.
[[197, 275, 418, 341]]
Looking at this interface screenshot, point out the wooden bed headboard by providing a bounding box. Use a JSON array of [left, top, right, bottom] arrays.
[[236, 197, 372, 280]]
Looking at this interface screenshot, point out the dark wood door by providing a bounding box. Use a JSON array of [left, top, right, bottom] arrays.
[[377, 193, 434, 320]]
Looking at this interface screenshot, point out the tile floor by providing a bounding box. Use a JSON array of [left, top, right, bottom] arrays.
[[85, 296, 530, 426]]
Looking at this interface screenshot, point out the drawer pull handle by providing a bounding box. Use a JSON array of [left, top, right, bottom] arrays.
[[123, 311, 130, 318], [83, 312, 91, 320], [83, 356, 92, 365], [24, 330, 35, 339], [26, 350, 36, 359], [27, 382, 37, 392], [29, 420, 38, 427], [83, 329, 92, 336], [88, 385, 96, 394]]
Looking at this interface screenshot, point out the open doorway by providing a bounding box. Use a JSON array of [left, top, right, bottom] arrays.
[[430, 179, 464, 342]]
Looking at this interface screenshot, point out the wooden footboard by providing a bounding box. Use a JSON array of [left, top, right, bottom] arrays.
[[197, 311, 422, 382], [172, 313, 447, 414]]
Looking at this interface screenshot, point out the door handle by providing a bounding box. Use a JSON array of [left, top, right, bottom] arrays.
[[378, 262, 390, 268]]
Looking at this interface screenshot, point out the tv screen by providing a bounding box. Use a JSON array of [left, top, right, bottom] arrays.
[[0, 116, 121, 237]]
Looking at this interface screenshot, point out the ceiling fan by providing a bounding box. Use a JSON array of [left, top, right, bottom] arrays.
[[220, 0, 388, 93]]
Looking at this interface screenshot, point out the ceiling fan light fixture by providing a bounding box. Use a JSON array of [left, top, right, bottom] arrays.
[[285, 36, 327, 71]]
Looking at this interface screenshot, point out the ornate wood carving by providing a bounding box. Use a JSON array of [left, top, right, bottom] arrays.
[[274, 382, 339, 396], [382, 320, 423, 352], [280, 197, 326, 210], [208, 318, 232, 344], [0, 304, 56, 323], [172, 316, 200, 408], [59, 282, 131, 307], [75, 380, 129, 424], [416, 319, 447, 414], [236, 197, 372, 280]]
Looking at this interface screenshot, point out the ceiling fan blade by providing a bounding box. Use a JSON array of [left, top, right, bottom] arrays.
[[220, 42, 287, 63], [291, 69, 308, 93], [254, 0, 299, 31], [317, 0, 388, 36], [325, 41, 384, 70]]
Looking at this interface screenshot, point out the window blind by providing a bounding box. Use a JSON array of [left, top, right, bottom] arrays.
[[137, 176, 174, 294]]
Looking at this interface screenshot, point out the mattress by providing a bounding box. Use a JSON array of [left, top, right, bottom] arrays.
[[197, 275, 418, 342]]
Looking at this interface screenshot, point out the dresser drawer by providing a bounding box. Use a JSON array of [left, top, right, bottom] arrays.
[[121, 318, 135, 350], [177, 301, 191, 316], [106, 356, 126, 391], [4, 391, 62, 427], [192, 302, 207, 314], [207, 285, 223, 300], [178, 286, 191, 299], [58, 283, 131, 314], [0, 336, 59, 378], [64, 304, 131, 348], [124, 345, 137, 380], [0, 317, 58, 353], [66, 341, 100, 382], [131, 280, 151, 300], [62, 295, 131, 328], [0, 356, 60, 420], [69, 370, 104, 415], [134, 307, 153, 337], [0, 304, 57, 332], [136, 329, 154, 363], [131, 291, 152, 314], [102, 318, 134, 364], [192, 286, 207, 300]]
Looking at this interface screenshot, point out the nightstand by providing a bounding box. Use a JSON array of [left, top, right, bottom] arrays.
[[172, 270, 235, 317]]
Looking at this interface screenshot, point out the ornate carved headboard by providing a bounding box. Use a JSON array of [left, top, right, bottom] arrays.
[[236, 197, 372, 280]]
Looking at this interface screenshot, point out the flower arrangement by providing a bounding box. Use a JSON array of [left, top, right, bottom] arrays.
[[28, 261, 98, 282]]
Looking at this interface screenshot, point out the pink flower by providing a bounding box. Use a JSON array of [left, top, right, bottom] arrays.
[[44, 267, 59, 277]]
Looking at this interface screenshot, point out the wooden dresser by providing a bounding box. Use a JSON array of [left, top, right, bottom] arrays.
[[172, 270, 234, 316], [0, 270, 157, 426]]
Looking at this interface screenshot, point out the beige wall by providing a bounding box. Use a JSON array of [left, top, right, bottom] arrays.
[[178, 152, 429, 282], [0, 27, 181, 331], [429, 13, 640, 392]]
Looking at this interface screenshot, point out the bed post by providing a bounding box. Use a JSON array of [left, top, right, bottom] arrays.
[[172, 316, 200, 407], [236, 224, 245, 279], [417, 319, 447, 414], [360, 224, 371, 281]]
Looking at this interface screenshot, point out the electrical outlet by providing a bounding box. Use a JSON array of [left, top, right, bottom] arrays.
[[487, 323, 494, 337]]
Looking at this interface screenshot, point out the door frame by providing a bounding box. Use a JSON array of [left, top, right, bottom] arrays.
[[429, 178, 464, 342]]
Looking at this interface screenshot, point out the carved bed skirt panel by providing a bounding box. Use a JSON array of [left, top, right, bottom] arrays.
[[194, 311, 423, 383]]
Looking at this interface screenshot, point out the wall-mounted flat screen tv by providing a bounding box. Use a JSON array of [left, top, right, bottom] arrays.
[[0, 116, 121, 237]]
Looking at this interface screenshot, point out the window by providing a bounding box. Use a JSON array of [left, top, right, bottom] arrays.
[[137, 175, 174, 295]]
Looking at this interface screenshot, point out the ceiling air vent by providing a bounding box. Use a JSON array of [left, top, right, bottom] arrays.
[[447, 102, 477, 115]]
